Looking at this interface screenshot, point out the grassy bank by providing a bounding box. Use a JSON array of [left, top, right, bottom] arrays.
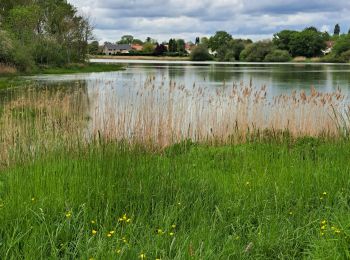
[[0, 139, 350, 259]]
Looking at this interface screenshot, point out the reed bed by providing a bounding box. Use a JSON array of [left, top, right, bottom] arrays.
[[88, 77, 346, 147]]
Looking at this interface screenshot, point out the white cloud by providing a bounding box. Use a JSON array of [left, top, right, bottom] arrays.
[[68, 0, 350, 43]]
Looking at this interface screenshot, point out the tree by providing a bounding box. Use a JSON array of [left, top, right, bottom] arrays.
[[88, 41, 99, 55], [176, 39, 185, 53], [118, 35, 134, 44], [168, 38, 177, 52], [190, 44, 212, 61], [332, 34, 350, 55], [154, 43, 167, 56], [334, 24, 340, 36], [200, 37, 209, 46], [132, 39, 143, 45], [195, 37, 200, 45], [240, 41, 273, 62], [264, 50, 292, 62], [143, 42, 155, 54], [216, 39, 245, 61], [208, 31, 232, 51], [289, 28, 326, 57], [273, 30, 298, 52]]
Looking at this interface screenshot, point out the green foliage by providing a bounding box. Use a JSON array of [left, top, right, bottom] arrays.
[[0, 30, 14, 63], [176, 39, 186, 53], [142, 42, 155, 54], [332, 34, 350, 56], [264, 49, 292, 62], [0, 0, 92, 71], [88, 41, 99, 55], [217, 40, 245, 61], [208, 31, 232, 52], [189, 44, 212, 61], [334, 24, 340, 36], [273, 30, 298, 52], [168, 38, 177, 52], [118, 35, 134, 44], [289, 28, 326, 57], [240, 41, 273, 62]]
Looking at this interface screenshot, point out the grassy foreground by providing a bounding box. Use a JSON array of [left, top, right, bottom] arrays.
[[1, 138, 350, 259], [39, 63, 124, 75]]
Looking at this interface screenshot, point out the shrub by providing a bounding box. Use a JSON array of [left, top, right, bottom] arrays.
[[264, 50, 292, 62], [340, 50, 350, 63], [190, 45, 213, 61], [240, 41, 273, 62]]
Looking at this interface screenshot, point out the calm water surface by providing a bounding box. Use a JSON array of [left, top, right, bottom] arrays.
[[2, 60, 350, 99]]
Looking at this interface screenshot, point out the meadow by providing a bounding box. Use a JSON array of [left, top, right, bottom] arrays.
[[0, 80, 350, 259]]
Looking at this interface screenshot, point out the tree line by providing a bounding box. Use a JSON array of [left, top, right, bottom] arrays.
[[0, 0, 92, 72]]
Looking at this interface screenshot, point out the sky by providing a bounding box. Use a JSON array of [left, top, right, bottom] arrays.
[[68, 0, 350, 43]]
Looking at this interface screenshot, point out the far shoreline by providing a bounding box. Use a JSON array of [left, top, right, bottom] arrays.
[[90, 57, 350, 66]]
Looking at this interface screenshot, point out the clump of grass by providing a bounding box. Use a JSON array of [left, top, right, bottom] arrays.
[[39, 63, 124, 75]]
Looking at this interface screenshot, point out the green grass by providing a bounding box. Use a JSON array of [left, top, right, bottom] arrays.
[[39, 63, 124, 75], [0, 77, 31, 90], [1, 138, 350, 259]]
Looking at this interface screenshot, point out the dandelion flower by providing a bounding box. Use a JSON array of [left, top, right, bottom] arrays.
[[109, 231, 115, 234], [107, 233, 112, 237], [92, 229, 97, 235], [65, 212, 72, 218]]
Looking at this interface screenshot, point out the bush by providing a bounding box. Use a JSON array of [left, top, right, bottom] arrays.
[[340, 50, 350, 63], [240, 41, 273, 62], [190, 45, 213, 61], [264, 49, 292, 62]]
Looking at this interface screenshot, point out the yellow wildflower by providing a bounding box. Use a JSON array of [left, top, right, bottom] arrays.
[[92, 229, 97, 235], [245, 181, 250, 185], [169, 232, 174, 236], [289, 211, 293, 215], [116, 249, 121, 254], [322, 192, 327, 196], [171, 224, 176, 228], [126, 218, 131, 223], [321, 225, 327, 230], [321, 220, 327, 225], [65, 212, 72, 218], [31, 198, 35, 202], [139, 253, 146, 259], [123, 214, 127, 220], [91, 220, 96, 224], [107, 233, 112, 237], [109, 231, 115, 234]]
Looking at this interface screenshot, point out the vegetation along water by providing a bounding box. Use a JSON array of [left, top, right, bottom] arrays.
[[1, 0, 350, 259]]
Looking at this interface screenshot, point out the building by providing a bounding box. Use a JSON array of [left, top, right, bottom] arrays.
[[103, 42, 132, 55], [131, 44, 143, 51], [322, 41, 335, 55]]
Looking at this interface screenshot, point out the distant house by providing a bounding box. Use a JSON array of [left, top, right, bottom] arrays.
[[185, 42, 195, 54], [131, 44, 143, 51], [322, 41, 335, 55], [103, 42, 132, 55]]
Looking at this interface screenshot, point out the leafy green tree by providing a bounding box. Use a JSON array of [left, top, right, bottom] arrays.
[[334, 24, 340, 36], [240, 41, 273, 62], [264, 50, 292, 62], [289, 28, 326, 57], [118, 35, 134, 44], [190, 44, 212, 61], [200, 37, 209, 46], [168, 39, 177, 52], [132, 39, 143, 45], [195, 37, 200, 45], [176, 39, 185, 53], [273, 30, 298, 52], [88, 41, 99, 55], [217, 39, 245, 61], [208, 31, 232, 51], [332, 34, 350, 55], [142, 42, 155, 54]]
